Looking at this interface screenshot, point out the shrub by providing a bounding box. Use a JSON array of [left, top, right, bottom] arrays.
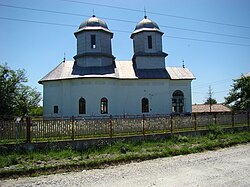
[[208, 124, 224, 139], [171, 135, 189, 143]]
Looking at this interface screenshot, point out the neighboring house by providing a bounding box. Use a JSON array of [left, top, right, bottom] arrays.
[[39, 15, 195, 117], [192, 104, 231, 113]]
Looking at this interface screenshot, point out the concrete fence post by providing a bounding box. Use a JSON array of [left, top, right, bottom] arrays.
[[214, 113, 217, 125], [71, 116, 75, 141], [194, 113, 197, 131], [26, 116, 31, 143], [142, 114, 145, 136], [109, 115, 113, 138], [170, 115, 173, 133], [232, 112, 235, 128]]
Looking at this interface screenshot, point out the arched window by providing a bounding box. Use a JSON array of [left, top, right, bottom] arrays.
[[91, 34, 96, 48], [142, 98, 149, 113], [100, 98, 108, 114], [79, 98, 86, 114], [172, 90, 184, 113], [148, 35, 152, 49], [53, 105, 58, 114]]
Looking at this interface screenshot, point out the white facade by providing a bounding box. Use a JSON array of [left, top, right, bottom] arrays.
[[39, 15, 195, 117], [42, 77, 192, 117]]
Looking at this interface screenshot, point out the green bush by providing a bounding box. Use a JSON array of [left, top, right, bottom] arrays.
[[208, 124, 224, 139], [171, 135, 189, 143]]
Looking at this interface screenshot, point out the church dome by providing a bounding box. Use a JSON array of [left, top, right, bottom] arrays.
[[134, 16, 160, 31], [79, 15, 109, 29]]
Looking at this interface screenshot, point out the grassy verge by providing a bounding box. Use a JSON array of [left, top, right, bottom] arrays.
[[1, 129, 250, 179]]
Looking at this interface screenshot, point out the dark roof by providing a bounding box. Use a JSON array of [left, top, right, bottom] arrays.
[[192, 104, 231, 113], [131, 17, 163, 39], [135, 16, 160, 30], [134, 68, 171, 79], [39, 61, 195, 83], [72, 63, 115, 76], [79, 15, 108, 30]]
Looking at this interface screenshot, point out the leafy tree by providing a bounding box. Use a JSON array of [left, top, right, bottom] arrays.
[[0, 63, 41, 116], [29, 106, 43, 116], [204, 98, 217, 105], [225, 75, 250, 112]]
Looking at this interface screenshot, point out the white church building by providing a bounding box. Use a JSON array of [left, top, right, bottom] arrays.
[[39, 15, 195, 117]]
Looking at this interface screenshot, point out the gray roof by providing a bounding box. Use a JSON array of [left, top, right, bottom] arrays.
[[135, 17, 160, 30], [79, 15, 108, 30], [131, 17, 163, 38], [39, 60, 195, 83], [75, 15, 113, 36]]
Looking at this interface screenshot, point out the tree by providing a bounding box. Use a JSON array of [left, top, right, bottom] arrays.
[[204, 98, 217, 105], [0, 63, 41, 116], [225, 75, 250, 112], [204, 85, 217, 112]]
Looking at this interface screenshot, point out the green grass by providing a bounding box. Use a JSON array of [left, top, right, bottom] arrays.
[[1, 129, 250, 179]]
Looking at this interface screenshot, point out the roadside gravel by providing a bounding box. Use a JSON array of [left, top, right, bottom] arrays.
[[1, 143, 250, 187]]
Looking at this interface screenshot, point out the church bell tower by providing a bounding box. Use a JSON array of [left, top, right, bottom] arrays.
[[73, 15, 115, 70], [131, 16, 168, 69]]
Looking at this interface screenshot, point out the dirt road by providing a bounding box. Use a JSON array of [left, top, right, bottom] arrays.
[[1, 143, 250, 187]]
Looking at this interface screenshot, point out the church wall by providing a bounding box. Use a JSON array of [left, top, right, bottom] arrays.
[[43, 81, 63, 117], [42, 78, 195, 117]]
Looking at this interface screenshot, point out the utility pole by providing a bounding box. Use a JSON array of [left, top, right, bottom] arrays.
[[208, 85, 212, 113]]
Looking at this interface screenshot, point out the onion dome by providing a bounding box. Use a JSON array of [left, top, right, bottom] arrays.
[[131, 16, 163, 38], [79, 15, 108, 30], [75, 15, 113, 37], [135, 16, 160, 30]]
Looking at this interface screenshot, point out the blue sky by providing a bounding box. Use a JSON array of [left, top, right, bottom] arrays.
[[0, 0, 250, 105]]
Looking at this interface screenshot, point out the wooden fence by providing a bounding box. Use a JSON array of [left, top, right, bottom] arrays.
[[0, 112, 249, 143]]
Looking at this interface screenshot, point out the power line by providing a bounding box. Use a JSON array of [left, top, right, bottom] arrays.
[[0, 16, 77, 27], [193, 77, 236, 88], [165, 35, 250, 47], [60, 0, 250, 29], [193, 90, 229, 94], [1, 16, 250, 47], [1, 3, 250, 40]]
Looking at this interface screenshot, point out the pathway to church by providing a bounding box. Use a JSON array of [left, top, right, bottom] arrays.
[[1, 143, 250, 187]]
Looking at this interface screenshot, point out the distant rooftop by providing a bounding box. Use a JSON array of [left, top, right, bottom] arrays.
[[192, 104, 231, 113]]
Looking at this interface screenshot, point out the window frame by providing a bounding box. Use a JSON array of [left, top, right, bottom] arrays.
[[172, 90, 184, 113], [91, 34, 96, 49], [100, 97, 108, 114], [53, 105, 59, 114], [147, 35, 152, 49], [79, 97, 86, 114], [141, 98, 149, 113]]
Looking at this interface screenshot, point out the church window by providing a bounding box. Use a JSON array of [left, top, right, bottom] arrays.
[[53, 105, 58, 114], [148, 35, 152, 49], [100, 98, 108, 114], [91, 34, 96, 48], [79, 97, 86, 114], [142, 98, 149, 113], [172, 90, 184, 113]]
